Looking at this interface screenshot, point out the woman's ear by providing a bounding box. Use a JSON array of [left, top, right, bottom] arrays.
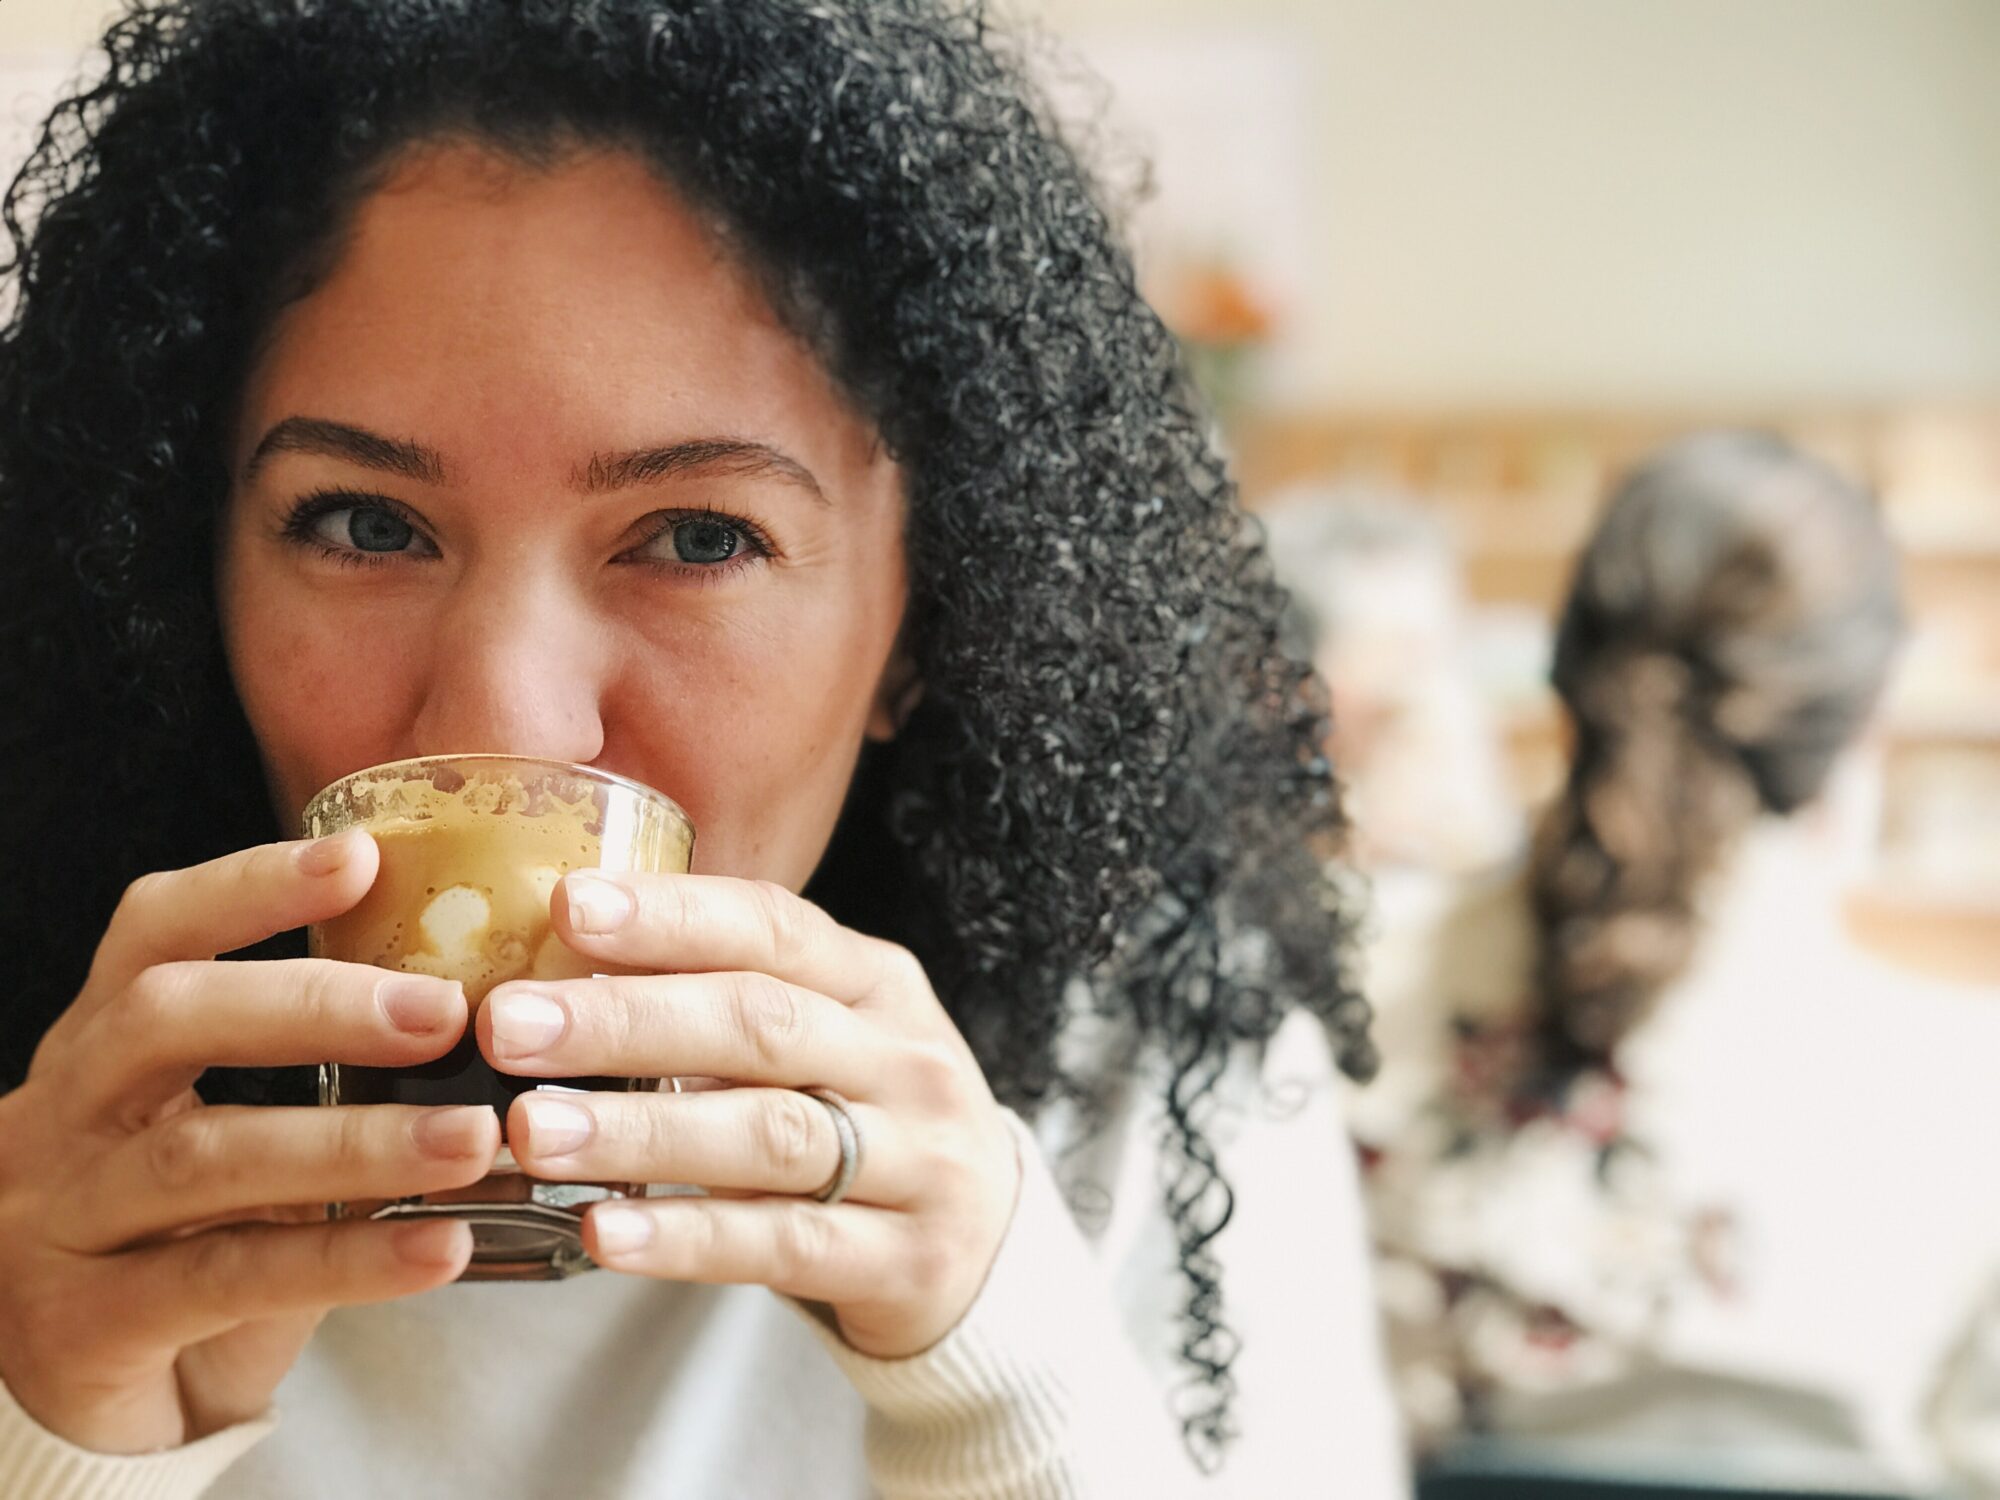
[[866, 630, 924, 743]]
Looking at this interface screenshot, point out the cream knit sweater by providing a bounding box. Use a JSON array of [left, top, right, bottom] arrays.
[[0, 1012, 1407, 1499]]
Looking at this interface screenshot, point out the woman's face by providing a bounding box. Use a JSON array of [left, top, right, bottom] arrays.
[[219, 143, 912, 890]]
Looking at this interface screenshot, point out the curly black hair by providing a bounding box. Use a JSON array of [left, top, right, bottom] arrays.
[[0, 0, 1371, 1461]]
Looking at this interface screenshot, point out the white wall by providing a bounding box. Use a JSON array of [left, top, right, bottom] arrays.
[[0, 0, 117, 48], [1034, 0, 2000, 408], [8, 0, 1998, 408], [0, 0, 117, 201], [0, 0, 119, 49]]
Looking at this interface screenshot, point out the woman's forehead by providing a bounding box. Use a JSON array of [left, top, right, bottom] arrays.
[[234, 141, 893, 495]]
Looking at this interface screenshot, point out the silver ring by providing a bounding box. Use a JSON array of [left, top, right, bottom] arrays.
[[802, 1086, 862, 1206]]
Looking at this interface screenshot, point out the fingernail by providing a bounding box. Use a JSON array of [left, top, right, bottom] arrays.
[[393, 1219, 471, 1269], [566, 873, 634, 935], [520, 1096, 594, 1158], [297, 828, 367, 878], [591, 1204, 654, 1256], [378, 976, 465, 1035], [412, 1106, 496, 1159], [488, 989, 568, 1060]]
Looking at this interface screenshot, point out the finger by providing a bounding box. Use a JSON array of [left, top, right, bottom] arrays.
[[582, 1196, 906, 1308], [82, 831, 381, 1010], [82, 1217, 472, 1359], [550, 872, 917, 1010], [66, 958, 468, 1125], [509, 1087, 911, 1204], [57, 1104, 501, 1254], [478, 970, 895, 1095]]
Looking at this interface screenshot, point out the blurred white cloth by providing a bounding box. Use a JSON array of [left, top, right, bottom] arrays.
[[1049, 1008, 1412, 1500]]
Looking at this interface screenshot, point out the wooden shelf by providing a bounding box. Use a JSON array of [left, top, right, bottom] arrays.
[[1462, 549, 1572, 610], [1882, 707, 2000, 748], [1439, 542, 2000, 615], [1896, 533, 2000, 560], [1844, 885, 2000, 986]]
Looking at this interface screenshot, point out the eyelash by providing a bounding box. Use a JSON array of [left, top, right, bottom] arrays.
[[625, 507, 777, 583], [278, 489, 432, 571], [276, 488, 778, 581]]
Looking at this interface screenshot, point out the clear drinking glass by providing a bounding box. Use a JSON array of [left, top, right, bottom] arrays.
[[303, 755, 694, 1280]]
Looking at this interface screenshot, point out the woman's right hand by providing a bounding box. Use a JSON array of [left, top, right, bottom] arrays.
[[0, 829, 500, 1455]]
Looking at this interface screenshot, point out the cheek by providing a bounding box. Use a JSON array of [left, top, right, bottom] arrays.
[[608, 552, 908, 892], [611, 597, 896, 890], [220, 564, 425, 819]]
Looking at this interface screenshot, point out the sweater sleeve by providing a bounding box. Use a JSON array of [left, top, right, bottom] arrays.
[[793, 1106, 1199, 1500], [0, 1380, 273, 1500]]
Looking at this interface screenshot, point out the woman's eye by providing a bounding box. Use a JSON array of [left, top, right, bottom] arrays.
[[672, 517, 742, 564], [644, 516, 750, 566], [311, 505, 418, 554]]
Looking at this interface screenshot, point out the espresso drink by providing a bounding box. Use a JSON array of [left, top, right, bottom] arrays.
[[304, 756, 693, 1279]]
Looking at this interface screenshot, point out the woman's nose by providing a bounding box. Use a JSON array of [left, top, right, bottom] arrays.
[[408, 563, 609, 766]]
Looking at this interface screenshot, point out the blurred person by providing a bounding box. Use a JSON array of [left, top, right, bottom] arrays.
[[1262, 489, 1522, 878], [1264, 490, 1524, 1154], [1357, 431, 2000, 1494]]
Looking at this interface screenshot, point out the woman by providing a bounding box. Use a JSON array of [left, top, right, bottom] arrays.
[[0, 2, 1404, 1496], [1359, 432, 2000, 1492]]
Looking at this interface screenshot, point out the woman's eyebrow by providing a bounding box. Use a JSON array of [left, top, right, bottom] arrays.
[[243, 417, 446, 486], [243, 420, 828, 507], [575, 439, 829, 506]]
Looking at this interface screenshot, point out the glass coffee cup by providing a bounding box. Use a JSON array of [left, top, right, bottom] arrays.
[[303, 755, 694, 1280]]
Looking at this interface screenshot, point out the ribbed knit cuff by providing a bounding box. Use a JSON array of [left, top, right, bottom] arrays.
[[0, 1378, 273, 1500], [793, 1108, 1184, 1500]]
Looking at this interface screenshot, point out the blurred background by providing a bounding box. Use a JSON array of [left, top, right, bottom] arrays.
[[3, 3, 1995, 1495], [1017, 0, 2000, 990]]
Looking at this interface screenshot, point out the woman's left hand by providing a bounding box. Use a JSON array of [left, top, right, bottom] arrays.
[[475, 872, 1022, 1359]]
